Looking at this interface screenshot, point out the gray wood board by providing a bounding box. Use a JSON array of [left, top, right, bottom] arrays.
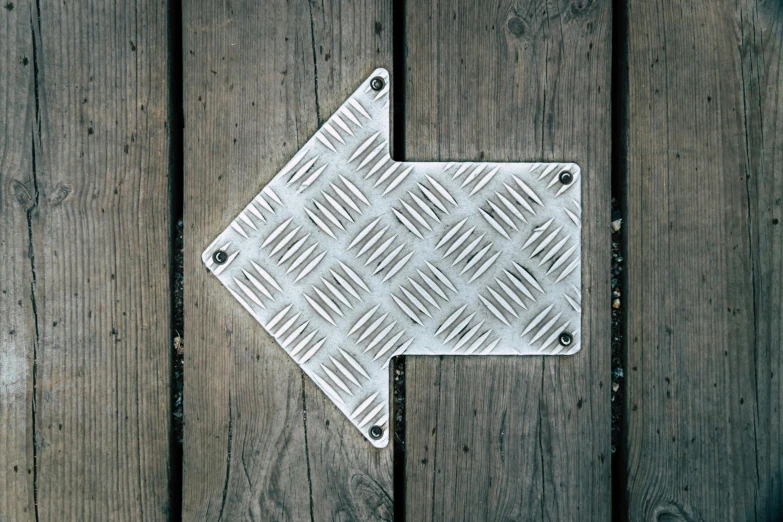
[[624, 0, 782, 520], [0, 0, 173, 520], [403, 0, 612, 520], [182, 1, 394, 520], [1, 2, 36, 519]]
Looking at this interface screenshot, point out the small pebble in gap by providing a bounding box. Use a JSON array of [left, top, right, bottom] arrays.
[[612, 219, 623, 232], [613, 298, 621, 309]]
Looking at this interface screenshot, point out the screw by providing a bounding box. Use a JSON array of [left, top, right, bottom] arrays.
[[559, 332, 573, 347], [370, 76, 385, 91], [369, 425, 383, 439], [559, 170, 573, 185], [213, 250, 228, 264]]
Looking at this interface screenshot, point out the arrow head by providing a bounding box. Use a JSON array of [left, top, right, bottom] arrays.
[[203, 68, 582, 448]]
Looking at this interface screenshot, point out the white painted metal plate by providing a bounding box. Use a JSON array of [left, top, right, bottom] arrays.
[[203, 68, 582, 448]]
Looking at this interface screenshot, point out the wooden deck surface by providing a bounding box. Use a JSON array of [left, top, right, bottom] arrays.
[[181, 1, 394, 520], [0, 0, 780, 521], [2, 1, 173, 520], [402, 0, 611, 519], [624, 1, 782, 520]]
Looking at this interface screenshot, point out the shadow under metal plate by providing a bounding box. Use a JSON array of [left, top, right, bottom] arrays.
[[203, 68, 582, 448]]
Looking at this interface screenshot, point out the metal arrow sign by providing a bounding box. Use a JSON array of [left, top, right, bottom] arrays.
[[203, 68, 582, 448]]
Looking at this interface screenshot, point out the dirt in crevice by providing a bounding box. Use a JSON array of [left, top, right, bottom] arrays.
[[173, 218, 184, 445], [610, 197, 624, 454]]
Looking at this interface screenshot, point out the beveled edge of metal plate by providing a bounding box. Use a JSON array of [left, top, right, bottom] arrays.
[[202, 67, 583, 447]]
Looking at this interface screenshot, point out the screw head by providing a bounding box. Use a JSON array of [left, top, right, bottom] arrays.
[[559, 170, 573, 185], [213, 250, 228, 264], [559, 332, 573, 347], [369, 425, 383, 439], [370, 76, 385, 91]]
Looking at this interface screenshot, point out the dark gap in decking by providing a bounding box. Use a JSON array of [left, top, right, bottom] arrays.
[[610, 0, 629, 520], [392, 0, 407, 519], [392, 356, 406, 522], [391, 0, 405, 163], [167, 0, 184, 519]]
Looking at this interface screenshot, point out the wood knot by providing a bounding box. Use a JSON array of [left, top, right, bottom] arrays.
[[560, 0, 598, 23], [11, 180, 33, 208], [657, 514, 685, 522], [507, 16, 526, 37], [348, 473, 393, 520], [568, 0, 595, 14], [653, 502, 701, 522], [47, 183, 72, 206]]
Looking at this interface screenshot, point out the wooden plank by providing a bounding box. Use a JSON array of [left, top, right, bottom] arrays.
[[748, 3, 783, 515], [1, 1, 173, 520], [403, 1, 612, 520], [1, 2, 36, 520], [305, 3, 397, 518], [182, 1, 394, 520], [624, 0, 782, 520]]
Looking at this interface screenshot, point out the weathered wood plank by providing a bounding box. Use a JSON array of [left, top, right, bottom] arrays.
[[746, 3, 783, 517], [1, 1, 173, 521], [624, 0, 782, 520], [305, 2, 396, 519], [1, 2, 36, 520], [403, 0, 612, 520], [182, 1, 394, 520]]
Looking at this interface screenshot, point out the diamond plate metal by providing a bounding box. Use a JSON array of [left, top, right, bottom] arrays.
[[203, 68, 582, 448]]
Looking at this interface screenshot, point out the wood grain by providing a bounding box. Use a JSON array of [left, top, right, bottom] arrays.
[[1, 0, 173, 520], [181, 1, 394, 520], [403, 0, 612, 520], [624, 0, 782, 520], [1, 2, 36, 519]]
